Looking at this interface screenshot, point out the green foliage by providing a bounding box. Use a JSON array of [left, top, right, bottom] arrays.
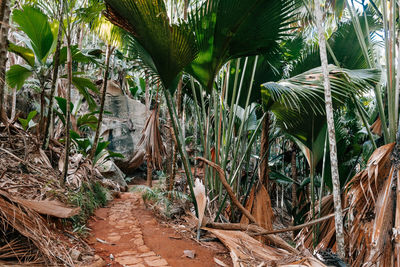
[[128, 77, 146, 97], [71, 76, 100, 111], [68, 182, 108, 235], [104, 0, 198, 91], [8, 42, 35, 67], [6, 65, 33, 90], [131, 184, 189, 218], [18, 110, 38, 131], [186, 0, 298, 91], [69, 130, 124, 165], [12, 5, 55, 63]]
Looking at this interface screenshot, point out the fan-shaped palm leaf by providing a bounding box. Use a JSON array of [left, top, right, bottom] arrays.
[[104, 0, 198, 91], [186, 0, 298, 91], [12, 5, 55, 63]]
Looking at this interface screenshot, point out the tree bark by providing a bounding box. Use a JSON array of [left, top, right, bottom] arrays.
[[291, 142, 297, 210], [314, 0, 346, 259], [62, 37, 73, 184], [43, 7, 65, 150], [145, 72, 150, 109], [89, 44, 113, 163], [146, 153, 153, 187], [259, 112, 270, 190], [0, 0, 10, 121]]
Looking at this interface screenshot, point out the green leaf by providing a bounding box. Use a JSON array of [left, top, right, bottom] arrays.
[[104, 0, 198, 91], [6, 65, 33, 90], [59, 45, 100, 65], [18, 110, 37, 131], [8, 42, 35, 67], [77, 113, 98, 131], [71, 76, 99, 111], [55, 96, 74, 117], [270, 170, 298, 185], [96, 141, 110, 157], [12, 6, 54, 62], [186, 0, 297, 90]]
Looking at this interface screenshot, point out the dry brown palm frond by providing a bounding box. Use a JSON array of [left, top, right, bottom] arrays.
[[0, 192, 73, 265], [297, 143, 397, 265], [370, 117, 382, 136], [206, 228, 326, 267], [138, 108, 166, 170], [344, 143, 395, 265], [296, 195, 339, 253], [241, 181, 274, 242]]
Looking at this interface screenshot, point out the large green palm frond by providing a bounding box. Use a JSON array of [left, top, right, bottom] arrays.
[[289, 13, 380, 77], [104, 0, 198, 91], [12, 5, 55, 63], [186, 0, 298, 90], [262, 66, 381, 137]]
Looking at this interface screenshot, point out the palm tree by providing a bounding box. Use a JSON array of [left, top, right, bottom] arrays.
[[103, 0, 299, 217], [314, 0, 345, 258]]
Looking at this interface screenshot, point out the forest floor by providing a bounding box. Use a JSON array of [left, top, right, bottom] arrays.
[[87, 181, 232, 267]]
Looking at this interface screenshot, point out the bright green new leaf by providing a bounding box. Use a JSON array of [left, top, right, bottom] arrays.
[[8, 42, 35, 67], [6, 65, 33, 90], [12, 6, 54, 63]]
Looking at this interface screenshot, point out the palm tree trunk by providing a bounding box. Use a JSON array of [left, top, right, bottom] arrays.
[[259, 112, 270, 190], [0, 0, 10, 121], [145, 78, 150, 109], [291, 143, 297, 210], [43, 7, 65, 150], [314, 0, 345, 259], [146, 153, 152, 187], [89, 44, 113, 163], [62, 37, 73, 184]]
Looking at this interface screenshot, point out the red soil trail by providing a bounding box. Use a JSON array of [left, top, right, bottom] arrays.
[[87, 192, 231, 267]]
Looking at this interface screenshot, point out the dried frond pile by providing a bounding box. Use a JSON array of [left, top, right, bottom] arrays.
[[206, 228, 326, 267], [296, 143, 399, 266], [0, 191, 73, 265], [0, 125, 107, 264]]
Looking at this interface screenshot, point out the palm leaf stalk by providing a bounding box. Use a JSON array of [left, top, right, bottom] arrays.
[[346, 0, 390, 143], [213, 57, 260, 217]]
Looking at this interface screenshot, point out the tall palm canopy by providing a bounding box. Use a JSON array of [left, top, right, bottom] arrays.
[[104, 0, 298, 92], [104, 0, 198, 90]]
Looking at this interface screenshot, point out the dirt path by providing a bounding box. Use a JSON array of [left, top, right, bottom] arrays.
[[87, 192, 231, 267]]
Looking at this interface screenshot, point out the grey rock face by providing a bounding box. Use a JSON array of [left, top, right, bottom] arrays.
[[101, 94, 148, 174], [97, 160, 128, 188]]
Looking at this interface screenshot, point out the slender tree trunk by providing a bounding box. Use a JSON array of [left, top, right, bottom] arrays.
[[259, 112, 270, 189], [8, 50, 15, 120], [62, 37, 73, 184], [145, 76, 150, 110], [146, 153, 152, 187], [315, 0, 346, 259], [0, 0, 10, 122], [89, 44, 113, 163], [291, 143, 297, 210], [291, 142, 297, 239], [39, 79, 46, 136], [43, 8, 65, 150]]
